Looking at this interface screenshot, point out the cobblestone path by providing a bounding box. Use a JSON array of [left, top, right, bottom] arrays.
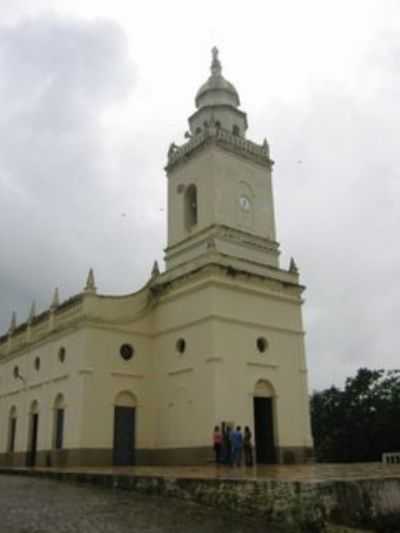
[[0, 475, 276, 533]]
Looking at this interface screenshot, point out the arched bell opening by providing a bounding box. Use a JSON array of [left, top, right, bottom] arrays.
[[184, 184, 198, 231]]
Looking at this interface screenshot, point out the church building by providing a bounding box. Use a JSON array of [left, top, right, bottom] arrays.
[[0, 49, 313, 467]]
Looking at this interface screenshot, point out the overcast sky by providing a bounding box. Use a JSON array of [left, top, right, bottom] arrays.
[[0, 0, 399, 391]]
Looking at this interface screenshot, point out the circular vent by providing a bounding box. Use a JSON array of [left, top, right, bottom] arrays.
[[176, 338, 186, 354], [120, 344, 134, 361], [257, 337, 268, 353]]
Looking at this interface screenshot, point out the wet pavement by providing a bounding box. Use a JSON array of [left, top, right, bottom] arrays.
[[0, 475, 279, 533], [7, 461, 400, 482]]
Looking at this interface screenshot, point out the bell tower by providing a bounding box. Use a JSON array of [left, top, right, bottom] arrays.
[[165, 48, 279, 274]]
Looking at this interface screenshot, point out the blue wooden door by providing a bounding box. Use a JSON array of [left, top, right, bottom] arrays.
[[113, 406, 135, 466]]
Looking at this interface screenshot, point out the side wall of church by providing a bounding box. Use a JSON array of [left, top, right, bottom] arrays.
[[151, 283, 217, 464], [0, 329, 87, 466], [75, 325, 155, 465]]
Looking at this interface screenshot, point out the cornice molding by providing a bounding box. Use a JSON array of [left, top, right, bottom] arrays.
[[165, 224, 280, 261], [152, 311, 305, 338], [155, 263, 303, 304]]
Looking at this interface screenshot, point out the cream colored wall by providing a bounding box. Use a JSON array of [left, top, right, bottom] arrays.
[[0, 329, 87, 454], [211, 281, 313, 449], [149, 271, 312, 451], [78, 325, 154, 450], [82, 289, 153, 330], [212, 146, 276, 242], [74, 283, 220, 453], [0, 262, 312, 462], [153, 284, 217, 448], [151, 271, 312, 451]]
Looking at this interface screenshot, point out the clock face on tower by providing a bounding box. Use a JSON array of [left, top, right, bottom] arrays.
[[239, 195, 251, 212]]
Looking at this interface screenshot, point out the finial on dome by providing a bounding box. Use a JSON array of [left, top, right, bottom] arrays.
[[211, 46, 222, 77]]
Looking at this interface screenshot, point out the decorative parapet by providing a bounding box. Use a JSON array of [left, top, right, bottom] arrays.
[[0, 294, 83, 351], [166, 127, 273, 170]]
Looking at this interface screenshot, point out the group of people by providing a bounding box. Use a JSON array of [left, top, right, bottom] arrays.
[[212, 423, 253, 467]]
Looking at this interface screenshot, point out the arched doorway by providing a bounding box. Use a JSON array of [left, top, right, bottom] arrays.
[[27, 400, 39, 467], [113, 391, 137, 466], [253, 380, 276, 464]]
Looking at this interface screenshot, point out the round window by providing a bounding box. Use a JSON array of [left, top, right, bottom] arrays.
[[257, 337, 268, 353], [34, 357, 40, 371], [176, 338, 186, 354], [120, 344, 134, 361], [58, 347, 66, 363]]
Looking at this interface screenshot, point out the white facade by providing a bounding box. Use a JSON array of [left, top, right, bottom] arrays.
[[0, 49, 313, 467]]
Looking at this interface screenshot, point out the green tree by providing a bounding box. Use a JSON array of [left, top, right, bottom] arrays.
[[311, 368, 400, 462]]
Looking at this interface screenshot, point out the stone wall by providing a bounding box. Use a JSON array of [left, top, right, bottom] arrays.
[[1, 468, 400, 531]]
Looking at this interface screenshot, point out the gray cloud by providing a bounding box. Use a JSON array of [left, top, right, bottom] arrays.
[[0, 15, 152, 332], [255, 37, 400, 389]]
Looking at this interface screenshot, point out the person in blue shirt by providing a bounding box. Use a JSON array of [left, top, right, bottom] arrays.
[[223, 423, 232, 465], [230, 426, 243, 467]]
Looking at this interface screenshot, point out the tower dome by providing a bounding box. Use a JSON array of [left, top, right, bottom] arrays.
[[195, 47, 240, 108], [189, 48, 247, 137]]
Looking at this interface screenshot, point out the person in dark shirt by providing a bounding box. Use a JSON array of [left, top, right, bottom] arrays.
[[243, 426, 253, 467], [223, 424, 232, 465], [212, 425, 223, 464]]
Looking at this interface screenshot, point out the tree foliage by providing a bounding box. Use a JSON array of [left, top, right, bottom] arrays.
[[311, 368, 400, 462]]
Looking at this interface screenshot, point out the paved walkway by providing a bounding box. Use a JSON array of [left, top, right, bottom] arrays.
[[0, 475, 277, 533], [4, 462, 400, 482]]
